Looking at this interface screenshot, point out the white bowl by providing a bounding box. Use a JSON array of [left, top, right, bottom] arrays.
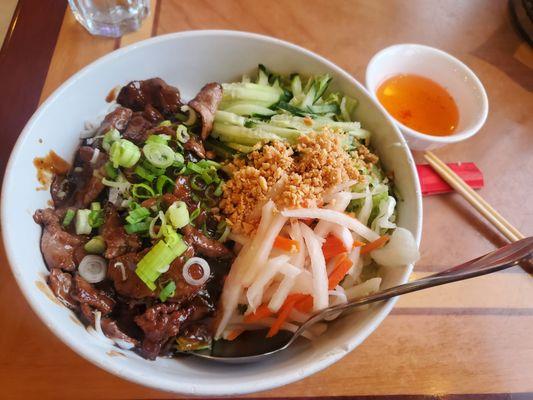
[[1, 31, 422, 396], [366, 44, 489, 151]]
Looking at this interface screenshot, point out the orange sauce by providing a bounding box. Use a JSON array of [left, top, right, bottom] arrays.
[[377, 74, 459, 136], [106, 86, 119, 103], [33, 150, 70, 189]]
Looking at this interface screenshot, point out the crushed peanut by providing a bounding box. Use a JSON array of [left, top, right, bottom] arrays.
[[221, 130, 379, 235]]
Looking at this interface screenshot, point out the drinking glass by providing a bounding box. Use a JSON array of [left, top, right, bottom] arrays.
[[68, 0, 150, 38]]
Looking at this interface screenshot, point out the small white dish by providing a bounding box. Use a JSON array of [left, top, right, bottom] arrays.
[[1, 31, 422, 396], [366, 44, 489, 151]]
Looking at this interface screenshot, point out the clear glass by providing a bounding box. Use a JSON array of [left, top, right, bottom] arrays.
[[68, 0, 150, 38]]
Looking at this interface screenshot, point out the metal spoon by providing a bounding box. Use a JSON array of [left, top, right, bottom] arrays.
[[193, 236, 533, 363]]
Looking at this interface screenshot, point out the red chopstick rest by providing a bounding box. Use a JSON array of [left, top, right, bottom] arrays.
[[416, 162, 484, 196]]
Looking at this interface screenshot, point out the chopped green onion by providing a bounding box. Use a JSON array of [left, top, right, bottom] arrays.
[[190, 175, 207, 191], [110, 139, 141, 168], [146, 134, 171, 145], [166, 201, 189, 229], [218, 224, 230, 243], [175, 125, 190, 143], [185, 161, 219, 185], [159, 280, 176, 302], [101, 176, 131, 191], [190, 208, 201, 224], [75, 209, 92, 235], [90, 202, 101, 211], [192, 160, 222, 185], [141, 160, 166, 176], [102, 128, 120, 152], [134, 164, 156, 182], [149, 211, 166, 239], [174, 152, 185, 165], [84, 235, 106, 254], [191, 192, 201, 204], [204, 185, 218, 207], [128, 201, 141, 210], [124, 220, 151, 234], [104, 162, 118, 180], [185, 161, 204, 175], [143, 142, 175, 169], [135, 229, 188, 290], [131, 183, 155, 199], [198, 159, 222, 169], [213, 181, 224, 197], [158, 120, 172, 127], [88, 209, 104, 228], [126, 206, 150, 224], [156, 175, 175, 194], [62, 209, 75, 227]]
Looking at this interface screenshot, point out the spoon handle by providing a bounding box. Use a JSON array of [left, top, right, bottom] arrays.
[[298, 237, 533, 334]]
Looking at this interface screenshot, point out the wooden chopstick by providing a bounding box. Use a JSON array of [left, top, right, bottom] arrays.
[[424, 151, 525, 243]]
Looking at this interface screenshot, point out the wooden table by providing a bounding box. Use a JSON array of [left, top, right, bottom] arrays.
[[1, 1, 532, 399]]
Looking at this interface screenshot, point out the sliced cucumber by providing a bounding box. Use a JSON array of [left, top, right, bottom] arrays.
[[290, 74, 302, 97], [226, 142, 256, 153], [257, 64, 269, 85], [214, 110, 246, 126], [313, 74, 332, 102], [212, 123, 280, 145], [204, 138, 236, 159], [223, 103, 276, 117], [222, 82, 282, 105]]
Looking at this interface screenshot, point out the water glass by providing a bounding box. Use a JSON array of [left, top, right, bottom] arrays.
[[68, 0, 150, 38]]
